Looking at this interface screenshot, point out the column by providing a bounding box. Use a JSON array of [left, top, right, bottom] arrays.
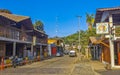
[[31, 44, 34, 57], [40, 45, 42, 58], [96, 45, 98, 59], [23, 45, 27, 58], [13, 42, 16, 56], [109, 14, 115, 68], [93, 46, 96, 59], [40, 45, 42, 55]]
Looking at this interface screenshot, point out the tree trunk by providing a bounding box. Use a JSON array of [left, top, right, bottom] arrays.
[[88, 25, 92, 30]]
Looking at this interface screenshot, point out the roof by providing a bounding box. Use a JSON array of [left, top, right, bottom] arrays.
[[89, 36, 105, 44], [48, 39, 57, 44], [94, 7, 120, 26], [97, 7, 120, 11], [34, 28, 46, 34], [33, 29, 48, 38], [89, 36, 109, 47], [89, 37, 99, 44], [0, 13, 29, 22]]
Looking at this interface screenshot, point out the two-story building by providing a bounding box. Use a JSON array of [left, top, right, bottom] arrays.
[[94, 7, 120, 68], [32, 29, 48, 60], [0, 12, 48, 63]]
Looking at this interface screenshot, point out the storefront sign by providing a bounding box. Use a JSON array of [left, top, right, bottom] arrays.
[[96, 22, 109, 34]]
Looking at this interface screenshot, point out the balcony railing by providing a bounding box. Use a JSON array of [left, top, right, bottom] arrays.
[[36, 38, 47, 44], [0, 26, 32, 42]]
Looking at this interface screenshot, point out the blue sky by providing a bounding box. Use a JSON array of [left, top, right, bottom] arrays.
[[0, 0, 120, 37]]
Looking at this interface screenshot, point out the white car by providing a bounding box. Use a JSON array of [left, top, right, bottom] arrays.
[[69, 50, 77, 57]]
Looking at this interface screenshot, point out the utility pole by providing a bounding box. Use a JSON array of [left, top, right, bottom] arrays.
[[77, 16, 81, 60], [56, 16, 58, 37]]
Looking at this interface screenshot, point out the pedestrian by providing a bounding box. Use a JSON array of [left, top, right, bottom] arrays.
[[12, 56, 18, 68]]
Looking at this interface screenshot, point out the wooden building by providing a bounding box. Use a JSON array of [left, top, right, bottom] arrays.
[[0, 12, 48, 63], [94, 7, 120, 68], [0, 13, 33, 58], [32, 29, 48, 59]]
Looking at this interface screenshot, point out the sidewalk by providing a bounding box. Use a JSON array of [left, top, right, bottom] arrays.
[[89, 60, 106, 71], [72, 56, 106, 75]]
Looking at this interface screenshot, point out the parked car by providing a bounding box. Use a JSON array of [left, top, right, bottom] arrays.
[[69, 50, 77, 57], [64, 50, 70, 55]]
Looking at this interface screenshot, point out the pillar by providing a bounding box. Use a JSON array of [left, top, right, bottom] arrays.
[[40, 45, 42, 56], [96, 45, 99, 59], [31, 44, 34, 57], [94, 46, 96, 59], [109, 14, 115, 68], [13, 42, 16, 56]]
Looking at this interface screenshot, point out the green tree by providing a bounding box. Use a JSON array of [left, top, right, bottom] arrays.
[[86, 13, 94, 30], [0, 9, 12, 14], [62, 28, 100, 54], [33, 20, 45, 33]]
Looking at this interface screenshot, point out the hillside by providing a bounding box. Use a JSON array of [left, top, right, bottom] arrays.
[[62, 28, 100, 54]]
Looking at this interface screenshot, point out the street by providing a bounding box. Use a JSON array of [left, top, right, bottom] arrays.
[[0, 55, 77, 75], [1, 55, 120, 75]]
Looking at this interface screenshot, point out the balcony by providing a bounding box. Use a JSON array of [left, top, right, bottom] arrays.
[[0, 26, 32, 42], [36, 38, 47, 44]]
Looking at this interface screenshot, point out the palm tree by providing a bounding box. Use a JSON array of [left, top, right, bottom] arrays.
[[86, 13, 94, 30]]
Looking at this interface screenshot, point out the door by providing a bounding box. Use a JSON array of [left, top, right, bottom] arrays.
[[117, 43, 120, 65]]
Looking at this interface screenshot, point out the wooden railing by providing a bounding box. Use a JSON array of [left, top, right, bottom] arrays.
[[0, 26, 32, 42], [36, 38, 47, 44]]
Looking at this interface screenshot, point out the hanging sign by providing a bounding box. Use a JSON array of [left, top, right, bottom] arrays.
[[96, 22, 109, 34]]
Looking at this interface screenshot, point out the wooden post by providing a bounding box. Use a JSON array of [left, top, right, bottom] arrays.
[[94, 46, 96, 59], [40, 45, 43, 59], [31, 44, 34, 57], [13, 42, 16, 56], [109, 14, 115, 68]]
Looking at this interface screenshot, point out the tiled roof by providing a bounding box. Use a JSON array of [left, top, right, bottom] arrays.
[[0, 13, 29, 22]]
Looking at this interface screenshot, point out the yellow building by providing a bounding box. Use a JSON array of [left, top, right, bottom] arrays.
[[48, 39, 57, 44]]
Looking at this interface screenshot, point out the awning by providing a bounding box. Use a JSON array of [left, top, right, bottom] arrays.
[[89, 37, 109, 48]]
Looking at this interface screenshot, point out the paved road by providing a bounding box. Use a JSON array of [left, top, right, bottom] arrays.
[[97, 69, 120, 75], [0, 55, 77, 75]]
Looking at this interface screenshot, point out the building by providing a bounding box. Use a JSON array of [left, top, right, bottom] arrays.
[[32, 29, 48, 60], [94, 7, 120, 68], [48, 38, 64, 56], [0, 12, 48, 63], [0, 13, 33, 58]]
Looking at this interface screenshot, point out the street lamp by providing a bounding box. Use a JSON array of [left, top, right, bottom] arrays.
[[76, 16, 81, 60]]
